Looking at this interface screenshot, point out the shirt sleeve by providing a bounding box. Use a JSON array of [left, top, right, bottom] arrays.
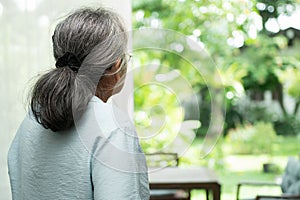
[[7, 131, 20, 200], [91, 127, 150, 200]]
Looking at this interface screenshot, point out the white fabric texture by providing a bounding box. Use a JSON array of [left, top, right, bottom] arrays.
[[7, 96, 150, 200]]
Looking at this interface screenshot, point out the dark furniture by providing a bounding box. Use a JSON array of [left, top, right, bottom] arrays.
[[149, 167, 221, 200], [256, 195, 300, 200], [146, 153, 190, 200]]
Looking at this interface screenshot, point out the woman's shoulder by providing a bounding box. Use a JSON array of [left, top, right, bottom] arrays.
[[75, 96, 137, 146], [86, 96, 134, 132], [77, 97, 145, 169]]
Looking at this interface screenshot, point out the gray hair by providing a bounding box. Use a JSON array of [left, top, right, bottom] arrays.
[[31, 7, 127, 132]]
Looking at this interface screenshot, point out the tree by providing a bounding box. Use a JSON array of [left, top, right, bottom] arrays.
[[132, 0, 300, 142]]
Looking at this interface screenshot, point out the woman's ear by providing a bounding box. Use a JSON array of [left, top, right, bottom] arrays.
[[111, 59, 123, 80], [114, 59, 122, 70], [95, 58, 126, 102], [106, 59, 122, 75]]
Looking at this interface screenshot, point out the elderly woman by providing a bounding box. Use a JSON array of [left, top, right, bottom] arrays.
[[7, 8, 150, 200]]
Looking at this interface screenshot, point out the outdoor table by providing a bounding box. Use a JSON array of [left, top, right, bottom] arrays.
[[148, 167, 221, 200]]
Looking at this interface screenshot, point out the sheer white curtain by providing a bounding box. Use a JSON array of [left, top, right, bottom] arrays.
[[0, 0, 131, 199]]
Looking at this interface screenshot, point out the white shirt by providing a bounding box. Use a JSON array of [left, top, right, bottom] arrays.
[[8, 96, 150, 200]]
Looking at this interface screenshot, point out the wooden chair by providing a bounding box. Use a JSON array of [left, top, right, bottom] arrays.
[[146, 152, 191, 200], [236, 158, 300, 200], [255, 195, 300, 199]]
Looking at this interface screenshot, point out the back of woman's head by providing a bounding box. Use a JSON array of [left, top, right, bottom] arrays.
[[31, 7, 127, 132]]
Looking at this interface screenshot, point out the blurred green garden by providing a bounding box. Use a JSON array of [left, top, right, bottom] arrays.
[[131, 0, 300, 199]]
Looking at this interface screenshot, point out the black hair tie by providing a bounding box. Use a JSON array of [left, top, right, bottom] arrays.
[[55, 52, 81, 72]]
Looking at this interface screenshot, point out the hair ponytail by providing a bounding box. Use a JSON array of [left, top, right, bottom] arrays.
[[30, 67, 93, 132]]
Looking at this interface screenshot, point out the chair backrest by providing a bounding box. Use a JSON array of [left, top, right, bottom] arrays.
[[145, 152, 179, 168], [281, 157, 300, 195]]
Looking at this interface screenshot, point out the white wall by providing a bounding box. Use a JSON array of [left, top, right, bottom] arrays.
[[0, 0, 131, 199]]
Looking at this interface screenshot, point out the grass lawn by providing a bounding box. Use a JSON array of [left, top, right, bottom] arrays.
[[181, 136, 300, 200]]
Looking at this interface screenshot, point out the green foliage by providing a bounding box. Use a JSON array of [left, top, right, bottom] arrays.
[[276, 59, 300, 100], [241, 35, 287, 91], [273, 116, 300, 136], [133, 55, 200, 153], [225, 101, 300, 136], [226, 122, 277, 155], [133, 0, 259, 57], [134, 79, 183, 152], [282, 69, 300, 98], [256, 0, 296, 32], [132, 0, 300, 154], [237, 102, 275, 124]]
